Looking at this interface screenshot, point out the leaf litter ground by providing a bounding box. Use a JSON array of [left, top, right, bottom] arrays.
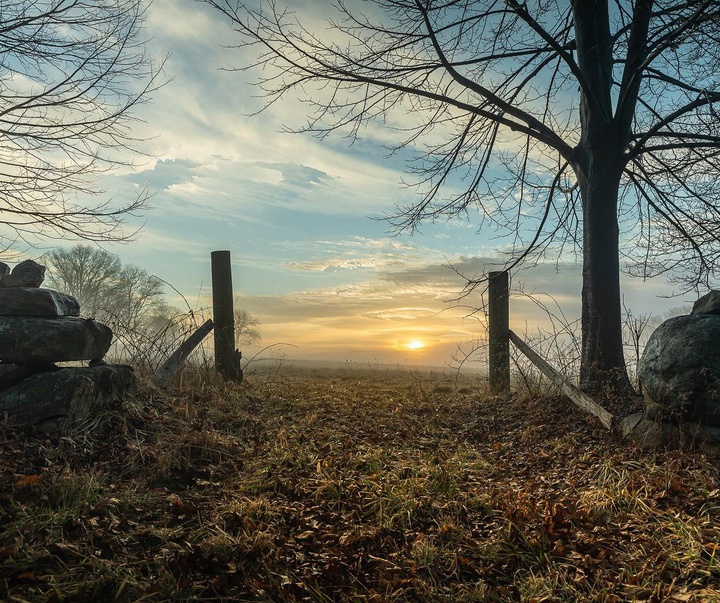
[[1, 367, 720, 602]]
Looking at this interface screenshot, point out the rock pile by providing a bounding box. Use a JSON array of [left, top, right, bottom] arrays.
[[622, 290, 720, 449], [0, 260, 136, 433]]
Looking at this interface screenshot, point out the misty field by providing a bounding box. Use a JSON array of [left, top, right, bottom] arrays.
[[1, 366, 720, 602]]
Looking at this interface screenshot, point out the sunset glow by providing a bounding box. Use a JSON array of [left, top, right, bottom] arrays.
[[406, 340, 426, 351]]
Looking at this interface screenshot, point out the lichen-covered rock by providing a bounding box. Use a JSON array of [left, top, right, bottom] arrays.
[[0, 260, 46, 288], [0, 364, 136, 432], [0, 288, 79, 317], [638, 314, 720, 426], [0, 317, 112, 362]]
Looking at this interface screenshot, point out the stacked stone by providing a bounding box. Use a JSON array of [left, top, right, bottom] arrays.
[[0, 260, 136, 433]]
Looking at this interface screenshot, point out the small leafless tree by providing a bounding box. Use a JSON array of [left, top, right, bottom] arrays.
[[203, 0, 720, 395], [621, 300, 654, 393], [111, 264, 168, 332], [0, 1, 161, 245], [234, 309, 262, 346]]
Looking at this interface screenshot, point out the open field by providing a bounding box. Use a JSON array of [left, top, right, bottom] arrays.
[[1, 366, 720, 602]]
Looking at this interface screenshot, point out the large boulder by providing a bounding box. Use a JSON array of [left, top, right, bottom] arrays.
[[0, 365, 136, 433], [0, 259, 46, 288], [692, 290, 720, 316], [0, 287, 80, 317], [0, 317, 112, 362], [638, 314, 720, 427]]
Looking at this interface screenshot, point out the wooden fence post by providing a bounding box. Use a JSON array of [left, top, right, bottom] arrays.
[[152, 319, 214, 387], [488, 270, 510, 394], [211, 251, 242, 381]]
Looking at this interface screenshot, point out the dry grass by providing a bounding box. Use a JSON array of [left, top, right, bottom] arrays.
[[1, 366, 719, 602]]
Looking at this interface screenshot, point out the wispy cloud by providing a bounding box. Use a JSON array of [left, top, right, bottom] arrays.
[[128, 159, 202, 190]]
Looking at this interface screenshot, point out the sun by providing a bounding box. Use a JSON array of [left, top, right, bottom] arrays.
[[406, 339, 426, 351]]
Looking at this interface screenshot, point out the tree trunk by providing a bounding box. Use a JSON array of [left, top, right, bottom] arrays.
[[570, 1, 633, 396], [576, 156, 633, 396]]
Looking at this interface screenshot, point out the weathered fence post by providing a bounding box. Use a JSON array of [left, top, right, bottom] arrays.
[[211, 251, 242, 381], [488, 270, 510, 394], [508, 330, 614, 430], [152, 319, 215, 387]]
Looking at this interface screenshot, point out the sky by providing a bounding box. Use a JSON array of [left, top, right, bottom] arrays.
[[10, 0, 701, 368]]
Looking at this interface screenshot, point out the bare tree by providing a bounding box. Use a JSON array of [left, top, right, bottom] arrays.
[[0, 1, 161, 245], [621, 300, 654, 394], [111, 264, 167, 330], [45, 245, 123, 316], [45, 245, 166, 329], [203, 0, 720, 394], [234, 309, 261, 346]]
